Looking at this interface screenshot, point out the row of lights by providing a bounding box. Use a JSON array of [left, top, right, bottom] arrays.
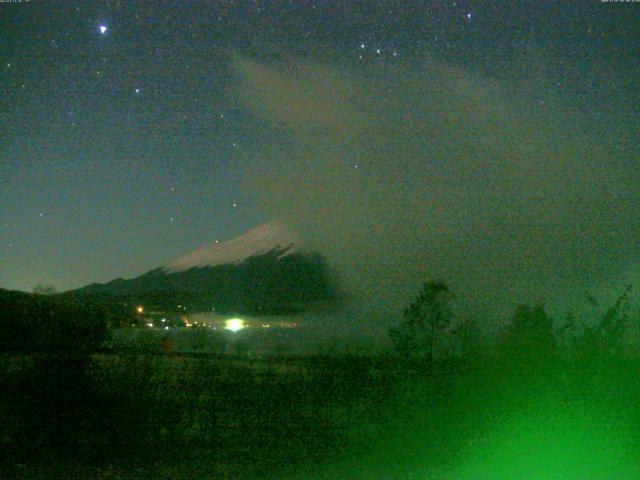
[[136, 305, 296, 332], [137, 305, 188, 313]]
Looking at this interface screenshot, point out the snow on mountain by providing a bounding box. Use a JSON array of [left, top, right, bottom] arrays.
[[69, 221, 340, 315], [164, 222, 301, 273]]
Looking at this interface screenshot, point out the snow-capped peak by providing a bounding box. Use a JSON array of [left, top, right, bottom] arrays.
[[164, 222, 301, 272]]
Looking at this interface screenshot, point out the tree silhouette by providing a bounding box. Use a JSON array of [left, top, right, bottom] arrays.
[[575, 285, 633, 360], [389, 281, 452, 363], [502, 303, 556, 362]]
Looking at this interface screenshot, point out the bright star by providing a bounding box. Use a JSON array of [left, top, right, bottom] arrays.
[[99, 24, 107, 34], [466, 12, 472, 19]]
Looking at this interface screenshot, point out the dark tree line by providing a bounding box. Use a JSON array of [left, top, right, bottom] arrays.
[[390, 281, 639, 365], [0, 289, 108, 354]]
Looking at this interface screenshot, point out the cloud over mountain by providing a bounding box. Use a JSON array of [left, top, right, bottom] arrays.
[[232, 53, 640, 320]]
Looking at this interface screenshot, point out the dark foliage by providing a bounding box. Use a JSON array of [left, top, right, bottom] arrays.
[[0, 289, 108, 354], [389, 281, 452, 363], [501, 303, 556, 362]]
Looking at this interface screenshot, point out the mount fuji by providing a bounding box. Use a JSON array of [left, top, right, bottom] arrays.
[[70, 223, 339, 315]]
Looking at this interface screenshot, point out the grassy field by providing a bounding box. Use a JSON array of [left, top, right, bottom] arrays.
[[0, 350, 402, 478], [2, 348, 640, 479]]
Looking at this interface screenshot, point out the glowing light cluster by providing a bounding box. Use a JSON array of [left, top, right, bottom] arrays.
[[225, 318, 245, 332]]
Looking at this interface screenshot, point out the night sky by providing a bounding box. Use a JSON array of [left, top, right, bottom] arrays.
[[2, 1, 639, 316]]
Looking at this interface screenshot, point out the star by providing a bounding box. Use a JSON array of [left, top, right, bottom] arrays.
[[99, 24, 108, 34], [466, 12, 472, 20], [134, 88, 140, 94]]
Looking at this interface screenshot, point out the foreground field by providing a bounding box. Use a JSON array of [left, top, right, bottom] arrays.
[[2, 351, 640, 479], [0, 352, 396, 478]]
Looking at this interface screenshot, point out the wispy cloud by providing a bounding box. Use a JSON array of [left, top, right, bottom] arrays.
[[232, 52, 640, 321]]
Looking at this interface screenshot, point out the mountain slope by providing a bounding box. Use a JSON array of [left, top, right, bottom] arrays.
[[71, 223, 339, 315]]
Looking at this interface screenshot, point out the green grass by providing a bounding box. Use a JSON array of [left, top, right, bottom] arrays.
[[2, 352, 640, 478]]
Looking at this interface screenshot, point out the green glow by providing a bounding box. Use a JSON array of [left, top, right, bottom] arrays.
[[451, 400, 638, 479]]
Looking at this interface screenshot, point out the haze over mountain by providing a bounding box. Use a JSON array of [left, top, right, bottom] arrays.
[[70, 222, 339, 316], [232, 54, 640, 320]]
